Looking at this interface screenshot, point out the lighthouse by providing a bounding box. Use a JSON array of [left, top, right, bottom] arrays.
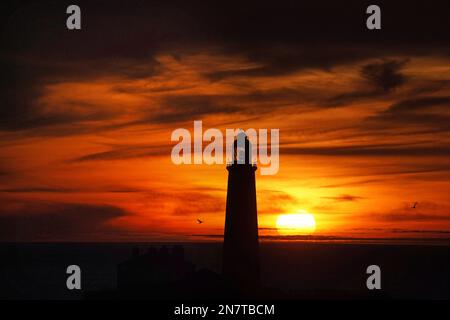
[[222, 132, 260, 290]]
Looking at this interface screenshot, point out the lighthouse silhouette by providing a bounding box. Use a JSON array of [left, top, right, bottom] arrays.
[[222, 132, 260, 291]]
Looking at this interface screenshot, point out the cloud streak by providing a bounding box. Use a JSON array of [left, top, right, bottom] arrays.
[[0, 202, 127, 241]]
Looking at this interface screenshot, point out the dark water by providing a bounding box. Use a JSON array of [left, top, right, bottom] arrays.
[[1, 242, 449, 299]]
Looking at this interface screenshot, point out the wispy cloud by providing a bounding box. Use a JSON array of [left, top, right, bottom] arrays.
[[321, 194, 364, 202]]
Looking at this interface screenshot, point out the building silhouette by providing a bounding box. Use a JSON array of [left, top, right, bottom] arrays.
[[117, 245, 195, 291], [222, 133, 260, 290]]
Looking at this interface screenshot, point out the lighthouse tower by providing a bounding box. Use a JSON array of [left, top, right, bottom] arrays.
[[222, 133, 260, 290]]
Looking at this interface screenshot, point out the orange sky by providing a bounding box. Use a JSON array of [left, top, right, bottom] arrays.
[[1, 51, 450, 241]]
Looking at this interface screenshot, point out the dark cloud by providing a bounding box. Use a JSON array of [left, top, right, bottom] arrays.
[[0, 162, 10, 176], [361, 59, 408, 92], [317, 163, 450, 188], [319, 179, 388, 188], [377, 165, 450, 176], [326, 58, 409, 106], [0, 57, 127, 132], [171, 191, 225, 216], [382, 213, 450, 222], [367, 96, 450, 131], [56, 185, 172, 194], [0, 59, 44, 131], [102, 186, 147, 193], [1, 0, 449, 132], [0, 185, 156, 194], [71, 139, 450, 164], [406, 79, 450, 96], [0, 202, 127, 241], [257, 190, 299, 214], [206, 46, 382, 79], [141, 88, 310, 124], [152, 95, 239, 124], [70, 144, 171, 162], [260, 190, 297, 203], [322, 194, 364, 202], [373, 201, 450, 223], [391, 229, 450, 235], [382, 96, 450, 113], [152, 187, 226, 216], [0, 187, 73, 193], [3, 0, 450, 61], [283, 144, 450, 157]]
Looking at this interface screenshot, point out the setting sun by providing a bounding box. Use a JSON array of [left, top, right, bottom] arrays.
[[276, 212, 317, 235]]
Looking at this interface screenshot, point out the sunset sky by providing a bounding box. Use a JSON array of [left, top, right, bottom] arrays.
[[1, 0, 449, 241]]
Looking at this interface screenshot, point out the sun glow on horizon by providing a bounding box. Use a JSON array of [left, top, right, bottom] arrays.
[[276, 211, 317, 235]]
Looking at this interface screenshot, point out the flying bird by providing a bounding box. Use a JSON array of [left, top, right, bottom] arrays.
[[412, 202, 418, 209], [197, 219, 203, 224]]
